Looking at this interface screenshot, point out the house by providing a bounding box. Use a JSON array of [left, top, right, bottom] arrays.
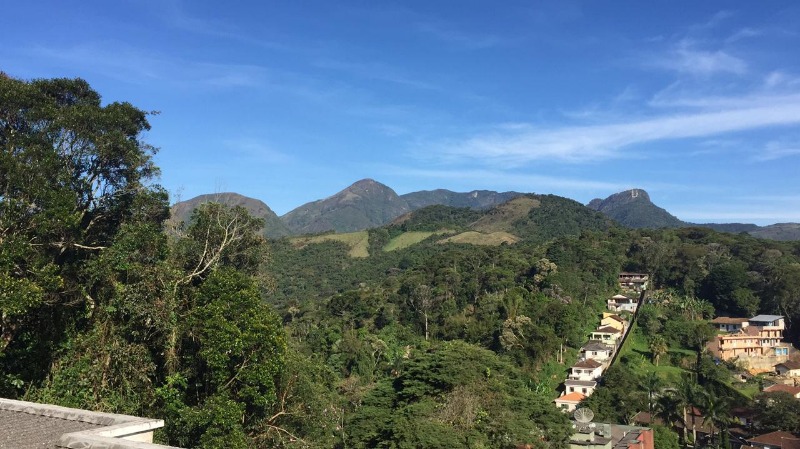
[[763, 384, 800, 399], [570, 359, 604, 381], [618, 273, 648, 292], [746, 431, 800, 449], [0, 397, 182, 448], [776, 360, 800, 377], [708, 315, 794, 371], [591, 326, 623, 344], [711, 317, 749, 333], [555, 392, 586, 413], [731, 406, 757, 428], [608, 295, 638, 313], [580, 341, 614, 362], [600, 314, 626, 332], [568, 421, 654, 449], [564, 379, 598, 397]]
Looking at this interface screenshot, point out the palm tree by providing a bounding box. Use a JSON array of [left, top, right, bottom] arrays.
[[649, 335, 669, 366], [641, 371, 662, 417], [674, 375, 702, 445], [655, 391, 686, 440], [698, 390, 732, 449]]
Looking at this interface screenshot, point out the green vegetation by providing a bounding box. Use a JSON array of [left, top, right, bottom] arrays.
[[6, 74, 800, 448]]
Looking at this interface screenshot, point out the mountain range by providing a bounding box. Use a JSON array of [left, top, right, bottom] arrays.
[[586, 189, 800, 240], [170, 179, 800, 241]]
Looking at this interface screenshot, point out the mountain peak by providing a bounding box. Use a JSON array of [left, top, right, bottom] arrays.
[[170, 192, 291, 238], [282, 179, 408, 234], [588, 189, 683, 229]]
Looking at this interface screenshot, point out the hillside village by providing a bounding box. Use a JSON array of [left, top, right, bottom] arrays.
[[551, 272, 800, 449]]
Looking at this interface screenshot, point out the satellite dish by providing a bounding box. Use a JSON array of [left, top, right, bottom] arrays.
[[574, 407, 595, 424]]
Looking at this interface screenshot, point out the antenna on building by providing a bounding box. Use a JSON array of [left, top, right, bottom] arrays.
[[574, 407, 595, 432]]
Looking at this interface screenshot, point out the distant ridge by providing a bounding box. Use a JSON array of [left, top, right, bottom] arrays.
[[589, 189, 800, 241], [401, 189, 524, 210], [170, 192, 291, 238], [281, 180, 526, 234], [173, 184, 800, 241]]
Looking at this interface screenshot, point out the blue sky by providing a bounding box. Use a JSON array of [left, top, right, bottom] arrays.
[[3, 1, 800, 224]]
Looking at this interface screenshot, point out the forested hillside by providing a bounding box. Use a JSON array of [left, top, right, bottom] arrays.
[[4, 76, 800, 448]]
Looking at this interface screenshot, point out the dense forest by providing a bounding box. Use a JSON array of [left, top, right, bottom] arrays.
[[3, 75, 800, 448]]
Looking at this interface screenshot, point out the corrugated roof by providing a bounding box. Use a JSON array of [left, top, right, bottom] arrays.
[[711, 317, 749, 324], [750, 315, 784, 322]]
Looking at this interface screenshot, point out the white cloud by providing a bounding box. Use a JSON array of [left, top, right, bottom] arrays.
[[30, 43, 270, 89], [430, 99, 800, 166], [725, 27, 762, 43], [764, 71, 800, 89], [313, 59, 437, 90], [222, 138, 294, 164], [653, 40, 747, 76], [754, 141, 800, 162], [414, 21, 505, 50]]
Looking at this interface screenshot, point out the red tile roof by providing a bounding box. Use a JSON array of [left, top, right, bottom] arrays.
[[748, 431, 800, 449], [763, 384, 800, 396], [555, 392, 587, 403], [573, 359, 603, 369], [777, 360, 800, 371]]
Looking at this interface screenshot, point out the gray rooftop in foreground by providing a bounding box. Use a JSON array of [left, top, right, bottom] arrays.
[[0, 408, 102, 449], [0, 398, 182, 449]]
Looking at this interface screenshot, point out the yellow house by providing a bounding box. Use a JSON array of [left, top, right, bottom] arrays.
[[600, 314, 625, 332]]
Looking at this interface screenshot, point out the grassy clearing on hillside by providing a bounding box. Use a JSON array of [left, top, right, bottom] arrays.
[[383, 231, 448, 251], [617, 322, 760, 400], [438, 231, 520, 246], [471, 197, 540, 233], [616, 323, 688, 382], [291, 231, 370, 258]]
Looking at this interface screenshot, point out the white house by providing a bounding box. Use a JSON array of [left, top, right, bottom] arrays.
[[569, 359, 603, 381], [608, 294, 638, 313], [775, 360, 800, 377], [554, 392, 586, 413], [590, 326, 622, 344], [580, 341, 614, 362], [564, 379, 597, 397]]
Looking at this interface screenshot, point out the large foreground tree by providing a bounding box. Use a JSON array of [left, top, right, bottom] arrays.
[[1, 74, 166, 393]]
